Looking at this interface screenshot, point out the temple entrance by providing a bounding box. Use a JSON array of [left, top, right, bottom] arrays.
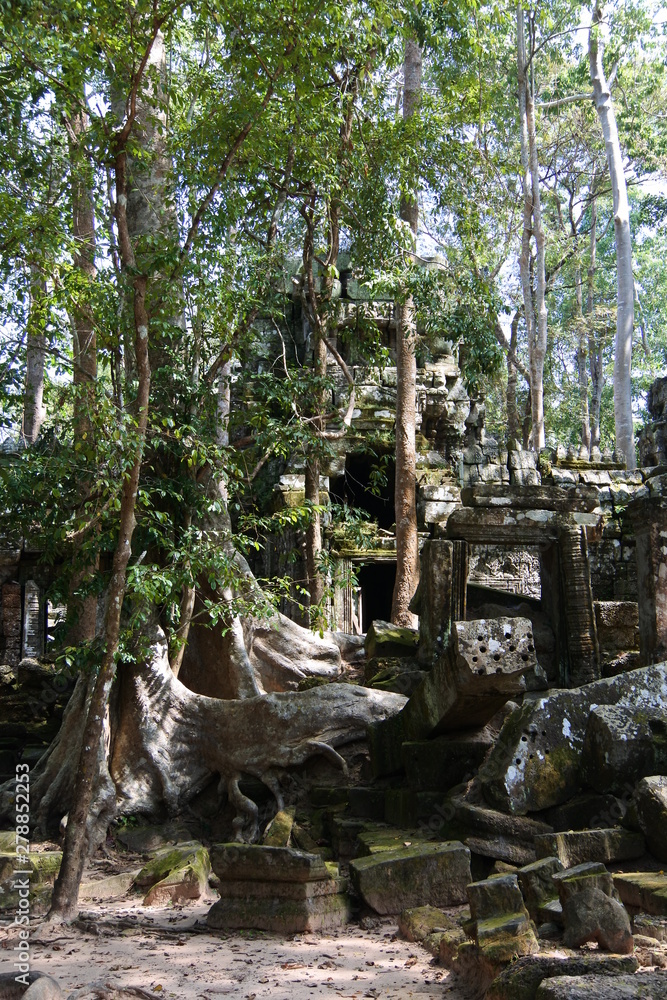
[[357, 561, 396, 632]]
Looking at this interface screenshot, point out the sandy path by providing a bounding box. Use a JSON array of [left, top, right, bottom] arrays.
[[1, 898, 466, 999]]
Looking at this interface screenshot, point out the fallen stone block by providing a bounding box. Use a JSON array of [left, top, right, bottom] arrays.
[[0, 850, 62, 892], [634, 776, 667, 861], [517, 857, 564, 924], [478, 663, 667, 815], [206, 843, 348, 932], [207, 891, 350, 933], [79, 870, 142, 901], [553, 862, 618, 904], [210, 843, 329, 882], [402, 731, 494, 791], [447, 796, 552, 867], [365, 620, 419, 659], [438, 924, 469, 966], [581, 703, 666, 794], [614, 872, 667, 916], [349, 840, 471, 914], [534, 829, 645, 868], [399, 904, 457, 941], [467, 873, 539, 962], [535, 972, 667, 1000], [562, 886, 633, 953], [134, 841, 210, 905], [546, 792, 626, 832], [399, 905, 460, 956], [262, 807, 295, 847], [355, 826, 427, 856], [486, 953, 638, 1000], [633, 914, 667, 942], [371, 618, 536, 776], [383, 789, 446, 828]]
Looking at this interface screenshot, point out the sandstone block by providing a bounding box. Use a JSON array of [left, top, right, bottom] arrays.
[[467, 873, 539, 963], [364, 620, 419, 659], [634, 776, 667, 861], [614, 872, 667, 916], [536, 972, 667, 999], [478, 664, 667, 815], [517, 857, 564, 923], [562, 886, 633, 953], [402, 731, 493, 791], [349, 841, 471, 914], [534, 829, 645, 868], [581, 703, 664, 794], [210, 844, 329, 883], [206, 891, 350, 933], [486, 954, 638, 1000], [553, 862, 618, 904]]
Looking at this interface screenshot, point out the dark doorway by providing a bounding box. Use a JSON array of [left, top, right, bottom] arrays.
[[358, 562, 396, 631], [329, 453, 396, 531]]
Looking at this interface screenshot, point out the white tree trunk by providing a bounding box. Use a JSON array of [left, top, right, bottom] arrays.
[[589, 5, 635, 468], [23, 266, 47, 444], [517, 5, 547, 452], [392, 35, 421, 628]]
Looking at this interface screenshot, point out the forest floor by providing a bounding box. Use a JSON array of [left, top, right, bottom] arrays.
[[0, 847, 469, 1000]]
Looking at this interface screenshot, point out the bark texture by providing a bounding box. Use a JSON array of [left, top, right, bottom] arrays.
[[22, 266, 47, 444], [517, 6, 547, 452], [2, 627, 402, 849], [67, 104, 99, 646], [589, 5, 635, 468], [391, 35, 421, 628]]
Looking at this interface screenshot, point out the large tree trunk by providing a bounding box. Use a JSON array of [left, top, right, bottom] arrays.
[[5, 627, 404, 850], [22, 266, 47, 444], [391, 35, 421, 628], [589, 4, 635, 468]]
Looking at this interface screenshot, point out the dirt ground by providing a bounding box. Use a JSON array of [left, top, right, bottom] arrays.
[[0, 879, 468, 999]]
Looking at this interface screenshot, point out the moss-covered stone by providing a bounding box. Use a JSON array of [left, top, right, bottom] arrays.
[[134, 841, 210, 905], [398, 905, 457, 942], [614, 872, 667, 916], [262, 808, 295, 847], [206, 889, 350, 933], [364, 621, 419, 660], [0, 850, 62, 892], [349, 840, 471, 914], [486, 953, 638, 1000], [535, 829, 645, 868]]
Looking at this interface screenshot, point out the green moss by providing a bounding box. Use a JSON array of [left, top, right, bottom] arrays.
[[135, 842, 209, 889], [523, 745, 581, 805]]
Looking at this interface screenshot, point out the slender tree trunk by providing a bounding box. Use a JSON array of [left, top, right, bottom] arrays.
[[391, 35, 421, 629], [589, 4, 635, 468], [586, 193, 603, 448], [22, 266, 47, 445], [506, 309, 521, 443], [68, 105, 99, 645], [47, 148, 151, 922], [517, 6, 547, 452], [575, 264, 591, 454]]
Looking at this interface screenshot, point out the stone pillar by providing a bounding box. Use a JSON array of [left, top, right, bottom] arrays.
[[21, 580, 45, 659], [558, 519, 600, 686], [0, 582, 22, 666], [414, 539, 468, 666], [628, 491, 667, 665]]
